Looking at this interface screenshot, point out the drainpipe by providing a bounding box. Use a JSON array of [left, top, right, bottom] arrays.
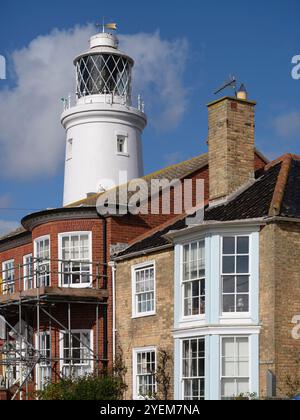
[[110, 262, 117, 364], [102, 217, 108, 369]]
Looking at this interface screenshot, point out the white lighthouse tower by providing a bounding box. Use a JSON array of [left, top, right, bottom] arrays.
[[61, 26, 147, 205]]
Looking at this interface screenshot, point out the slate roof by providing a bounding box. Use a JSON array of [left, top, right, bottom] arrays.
[[117, 155, 300, 259], [281, 159, 300, 218], [204, 163, 281, 221]]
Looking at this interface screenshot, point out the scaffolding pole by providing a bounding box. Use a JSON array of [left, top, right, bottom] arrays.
[[0, 256, 107, 400]]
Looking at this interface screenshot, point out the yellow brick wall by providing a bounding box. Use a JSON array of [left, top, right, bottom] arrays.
[[208, 98, 255, 201], [260, 222, 300, 398], [115, 249, 174, 400]]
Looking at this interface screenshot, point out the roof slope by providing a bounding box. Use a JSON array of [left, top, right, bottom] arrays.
[[0, 149, 267, 242], [117, 155, 300, 259], [67, 153, 209, 207], [280, 159, 300, 218], [205, 163, 281, 221]]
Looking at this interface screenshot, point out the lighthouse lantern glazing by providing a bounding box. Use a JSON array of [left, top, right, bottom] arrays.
[[61, 30, 147, 206]]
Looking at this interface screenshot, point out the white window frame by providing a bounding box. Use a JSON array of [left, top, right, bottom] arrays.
[[221, 235, 251, 317], [58, 232, 92, 288], [220, 335, 250, 399], [116, 133, 129, 156], [34, 235, 51, 287], [59, 329, 93, 378], [181, 337, 205, 400], [131, 261, 156, 318], [132, 346, 157, 400], [181, 240, 206, 320], [2, 259, 15, 294], [35, 331, 52, 390], [23, 254, 33, 291]]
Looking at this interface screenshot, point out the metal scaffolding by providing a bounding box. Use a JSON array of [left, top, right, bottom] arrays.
[[0, 256, 108, 400]]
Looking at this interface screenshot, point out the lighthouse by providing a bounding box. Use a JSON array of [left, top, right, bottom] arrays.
[[61, 26, 147, 206]]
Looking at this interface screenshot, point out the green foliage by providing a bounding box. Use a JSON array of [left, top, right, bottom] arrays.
[[233, 392, 258, 400], [36, 374, 126, 400], [155, 349, 172, 400]]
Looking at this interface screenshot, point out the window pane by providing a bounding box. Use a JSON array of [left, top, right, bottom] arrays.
[[223, 256, 235, 273], [221, 379, 235, 399], [223, 276, 235, 293], [236, 295, 249, 312], [237, 256, 249, 273], [198, 358, 205, 377], [236, 379, 249, 395], [223, 294, 235, 312], [237, 337, 249, 357], [237, 360, 249, 377], [222, 337, 234, 356], [198, 339, 205, 358], [237, 276, 249, 293], [222, 357, 235, 376], [223, 237, 235, 254], [191, 340, 198, 358], [237, 237, 249, 254], [198, 241, 205, 271], [183, 245, 189, 264]]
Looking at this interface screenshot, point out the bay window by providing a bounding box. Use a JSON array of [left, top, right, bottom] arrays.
[[222, 236, 250, 313], [132, 263, 155, 317], [182, 338, 205, 400], [221, 336, 250, 399], [182, 241, 205, 317], [60, 233, 92, 287]]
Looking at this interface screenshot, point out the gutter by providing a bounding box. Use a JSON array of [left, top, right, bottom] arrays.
[[165, 218, 267, 240], [112, 243, 173, 262], [264, 216, 300, 224]]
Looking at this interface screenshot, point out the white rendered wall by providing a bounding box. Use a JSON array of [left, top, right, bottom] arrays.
[[61, 100, 146, 205]]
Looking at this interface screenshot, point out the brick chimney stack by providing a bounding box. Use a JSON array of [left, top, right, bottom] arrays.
[[207, 94, 256, 203]]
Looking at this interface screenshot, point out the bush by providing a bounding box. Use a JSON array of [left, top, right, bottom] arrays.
[[37, 374, 126, 400]]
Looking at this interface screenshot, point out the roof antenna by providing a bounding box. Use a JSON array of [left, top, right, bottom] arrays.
[[214, 75, 237, 96]]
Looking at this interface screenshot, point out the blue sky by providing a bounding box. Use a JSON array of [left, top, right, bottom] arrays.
[[0, 0, 299, 233]]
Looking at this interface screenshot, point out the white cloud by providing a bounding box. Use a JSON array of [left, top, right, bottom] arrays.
[[0, 25, 189, 179], [272, 111, 300, 138], [0, 220, 19, 236], [118, 31, 189, 130]]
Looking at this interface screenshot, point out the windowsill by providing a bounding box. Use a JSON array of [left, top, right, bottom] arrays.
[[220, 313, 253, 325], [117, 152, 130, 157], [181, 314, 206, 322], [60, 284, 93, 289], [132, 311, 156, 320]]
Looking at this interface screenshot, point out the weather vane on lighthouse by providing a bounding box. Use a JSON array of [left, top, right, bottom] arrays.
[[96, 19, 117, 33]]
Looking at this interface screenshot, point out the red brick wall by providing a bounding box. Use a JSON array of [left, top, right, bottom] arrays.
[[0, 241, 32, 293], [32, 219, 105, 288], [0, 151, 266, 380]]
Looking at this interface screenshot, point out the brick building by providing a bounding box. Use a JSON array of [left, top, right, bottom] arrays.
[[113, 95, 300, 400], [0, 26, 298, 401]]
